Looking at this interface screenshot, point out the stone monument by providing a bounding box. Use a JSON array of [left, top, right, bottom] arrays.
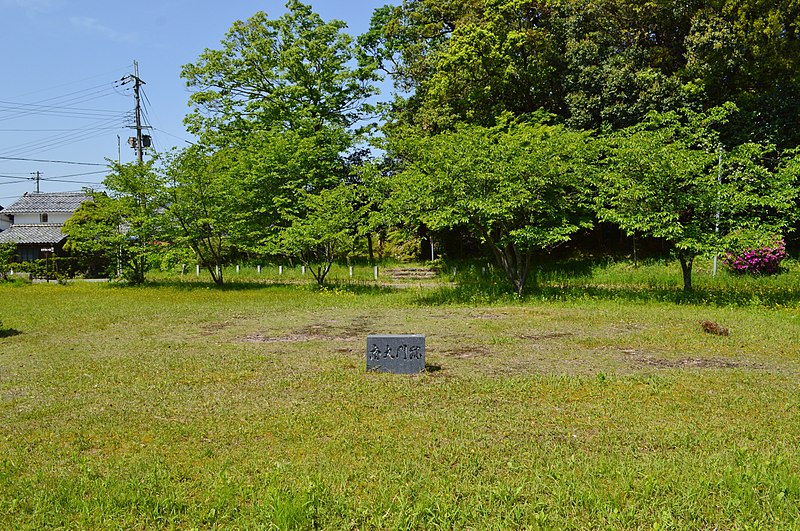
[[366, 334, 425, 374]]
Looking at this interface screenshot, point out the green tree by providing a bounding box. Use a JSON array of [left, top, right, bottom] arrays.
[[62, 194, 119, 277], [365, 0, 800, 147], [0, 242, 16, 281], [277, 184, 366, 285], [596, 108, 799, 291], [362, 0, 563, 130], [181, 0, 379, 138], [181, 1, 379, 268], [163, 147, 232, 286], [393, 116, 595, 296], [214, 125, 353, 259], [103, 160, 167, 284]]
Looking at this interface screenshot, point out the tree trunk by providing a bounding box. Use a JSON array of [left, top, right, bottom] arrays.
[[474, 223, 532, 296], [679, 254, 694, 292], [367, 233, 374, 263], [210, 257, 224, 286]]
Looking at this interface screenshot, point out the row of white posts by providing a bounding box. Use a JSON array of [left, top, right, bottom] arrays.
[[192, 264, 380, 280]]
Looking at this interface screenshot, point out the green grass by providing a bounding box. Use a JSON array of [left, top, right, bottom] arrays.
[[1, 263, 799, 529]]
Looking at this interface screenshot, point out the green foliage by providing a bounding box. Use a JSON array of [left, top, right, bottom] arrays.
[[220, 125, 354, 258], [596, 108, 799, 291], [11, 258, 80, 281], [393, 115, 595, 295], [66, 160, 169, 284], [0, 242, 16, 281], [163, 147, 232, 285], [181, 0, 379, 137], [277, 184, 367, 285], [365, 0, 800, 147], [179, 2, 380, 274], [62, 194, 119, 277]]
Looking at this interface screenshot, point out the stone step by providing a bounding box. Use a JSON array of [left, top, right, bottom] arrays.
[[383, 267, 437, 279]]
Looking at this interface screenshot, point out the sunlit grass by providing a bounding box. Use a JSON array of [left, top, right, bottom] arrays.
[[1, 267, 799, 528]]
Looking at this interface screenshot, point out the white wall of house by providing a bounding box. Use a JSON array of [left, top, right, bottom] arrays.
[[12, 212, 72, 224]]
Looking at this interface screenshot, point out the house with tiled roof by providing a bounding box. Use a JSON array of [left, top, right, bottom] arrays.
[[0, 192, 91, 261], [0, 206, 11, 232]]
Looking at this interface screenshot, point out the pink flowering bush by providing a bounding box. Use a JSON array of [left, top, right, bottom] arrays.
[[725, 239, 787, 275]]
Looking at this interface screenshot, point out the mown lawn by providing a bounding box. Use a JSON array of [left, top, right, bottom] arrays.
[[1, 272, 799, 529]]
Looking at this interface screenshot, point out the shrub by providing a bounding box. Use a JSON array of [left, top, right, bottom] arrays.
[[725, 239, 787, 275]]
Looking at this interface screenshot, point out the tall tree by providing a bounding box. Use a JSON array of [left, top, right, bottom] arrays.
[[361, 0, 563, 130], [364, 0, 800, 146], [102, 160, 167, 284], [163, 147, 232, 286], [393, 116, 595, 296], [62, 194, 119, 278], [181, 1, 380, 268], [182, 0, 379, 138], [596, 108, 799, 291], [277, 184, 367, 285]]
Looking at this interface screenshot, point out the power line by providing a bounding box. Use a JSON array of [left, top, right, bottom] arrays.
[[0, 156, 107, 166], [45, 178, 107, 185], [0, 86, 125, 121], [0, 119, 120, 158], [7, 66, 131, 100], [0, 102, 125, 121], [0, 128, 102, 132], [152, 127, 197, 145], [43, 170, 108, 180], [0, 123, 121, 158]]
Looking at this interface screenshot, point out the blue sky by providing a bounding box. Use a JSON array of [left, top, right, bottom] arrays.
[[0, 0, 394, 205]]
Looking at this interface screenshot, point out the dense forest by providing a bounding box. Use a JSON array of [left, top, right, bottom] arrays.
[[56, 0, 800, 294]]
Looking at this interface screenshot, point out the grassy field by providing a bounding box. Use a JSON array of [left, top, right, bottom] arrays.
[[1, 261, 799, 529]]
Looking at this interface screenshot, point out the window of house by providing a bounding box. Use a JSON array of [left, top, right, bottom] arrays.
[[40, 213, 48, 223], [19, 247, 38, 262]]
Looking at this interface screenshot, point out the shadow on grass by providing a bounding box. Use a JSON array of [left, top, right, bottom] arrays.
[[105, 278, 403, 296], [0, 328, 21, 338], [415, 282, 800, 308]]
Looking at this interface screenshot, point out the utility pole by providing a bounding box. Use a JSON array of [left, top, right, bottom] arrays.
[[122, 61, 146, 164], [133, 61, 144, 164], [31, 171, 42, 193], [712, 146, 723, 277]]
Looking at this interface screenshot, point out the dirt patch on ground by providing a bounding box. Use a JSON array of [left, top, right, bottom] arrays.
[[440, 345, 492, 359], [621, 349, 763, 370], [609, 322, 648, 334], [341, 315, 378, 337], [471, 313, 508, 320], [199, 322, 233, 336], [519, 332, 573, 341], [243, 332, 358, 343], [243, 316, 377, 344]]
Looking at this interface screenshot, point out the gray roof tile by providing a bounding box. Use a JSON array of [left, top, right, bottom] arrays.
[[0, 224, 67, 245], [2, 192, 90, 214]]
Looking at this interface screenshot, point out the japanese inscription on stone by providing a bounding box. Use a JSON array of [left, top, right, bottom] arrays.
[[366, 334, 425, 374]]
